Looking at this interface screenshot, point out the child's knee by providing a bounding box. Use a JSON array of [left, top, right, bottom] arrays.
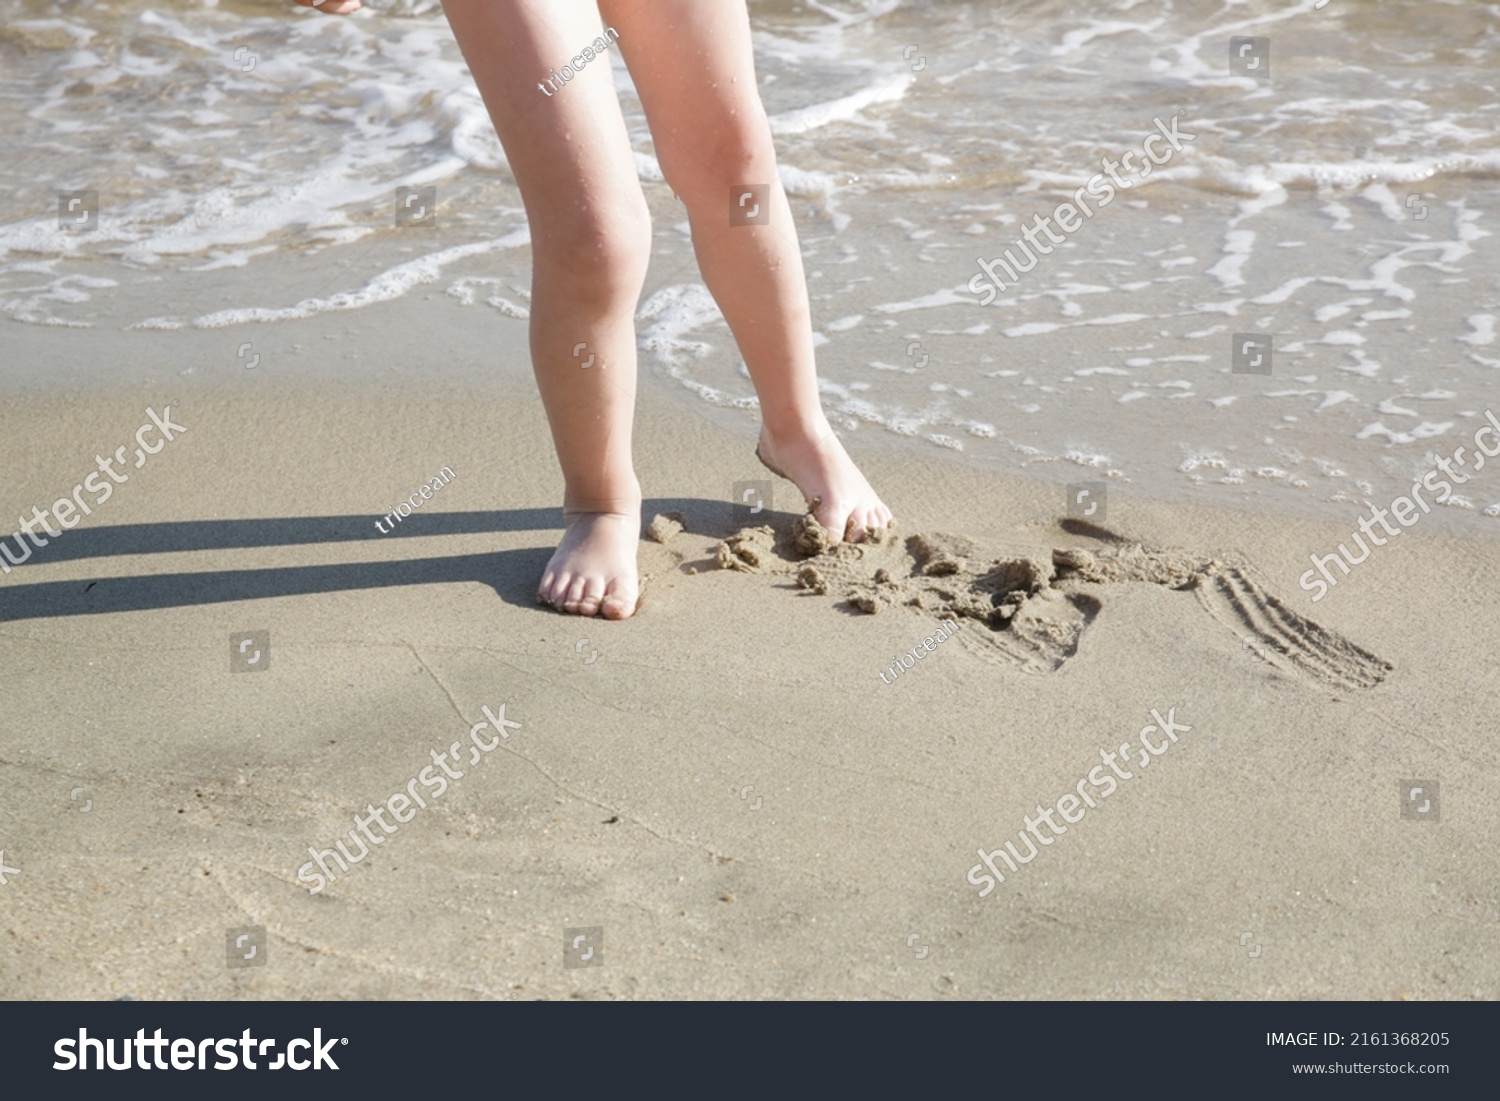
[[536, 195, 651, 301], [661, 121, 775, 213]]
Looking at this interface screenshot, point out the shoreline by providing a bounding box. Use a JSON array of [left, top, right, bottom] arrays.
[[7, 272, 1500, 543]]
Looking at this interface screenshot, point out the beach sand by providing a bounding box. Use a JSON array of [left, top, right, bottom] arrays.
[[1, 297, 1496, 1000]]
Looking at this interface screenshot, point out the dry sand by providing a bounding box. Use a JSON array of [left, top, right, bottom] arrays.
[[0, 311, 1496, 1001]]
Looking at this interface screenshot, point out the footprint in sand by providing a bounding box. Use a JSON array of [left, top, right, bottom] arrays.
[[682, 513, 1391, 691]]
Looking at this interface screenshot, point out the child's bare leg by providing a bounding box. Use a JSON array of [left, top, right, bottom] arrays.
[[441, 0, 649, 618], [601, 0, 892, 542]]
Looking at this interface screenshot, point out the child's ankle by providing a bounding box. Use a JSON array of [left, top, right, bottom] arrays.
[[562, 485, 642, 517], [760, 414, 833, 448]]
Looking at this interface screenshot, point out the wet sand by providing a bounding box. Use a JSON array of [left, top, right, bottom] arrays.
[[1, 309, 1496, 999]]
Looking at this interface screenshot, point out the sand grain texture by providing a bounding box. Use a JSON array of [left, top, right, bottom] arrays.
[[0, 356, 1494, 1001]]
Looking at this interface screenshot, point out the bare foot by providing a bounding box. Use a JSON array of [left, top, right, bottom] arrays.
[[756, 421, 893, 542], [537, 504, 642, 619]]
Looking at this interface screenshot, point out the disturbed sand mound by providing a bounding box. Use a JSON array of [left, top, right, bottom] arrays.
[[677, 513, 1390, 689]]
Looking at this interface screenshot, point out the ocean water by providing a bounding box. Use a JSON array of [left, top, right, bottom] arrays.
[[2, 0, 1498, 522]]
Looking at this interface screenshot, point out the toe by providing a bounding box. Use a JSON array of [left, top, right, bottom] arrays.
[[561, 575, 595, 616], [600, 584, 637, 620], [846, 511, 870, 543], [538, 570, 566, 607], [817, 501, 854, 544], [573, 576, 607, 617]]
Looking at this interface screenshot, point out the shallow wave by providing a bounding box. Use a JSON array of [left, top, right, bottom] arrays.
[[3, 0, 1497, 522]]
